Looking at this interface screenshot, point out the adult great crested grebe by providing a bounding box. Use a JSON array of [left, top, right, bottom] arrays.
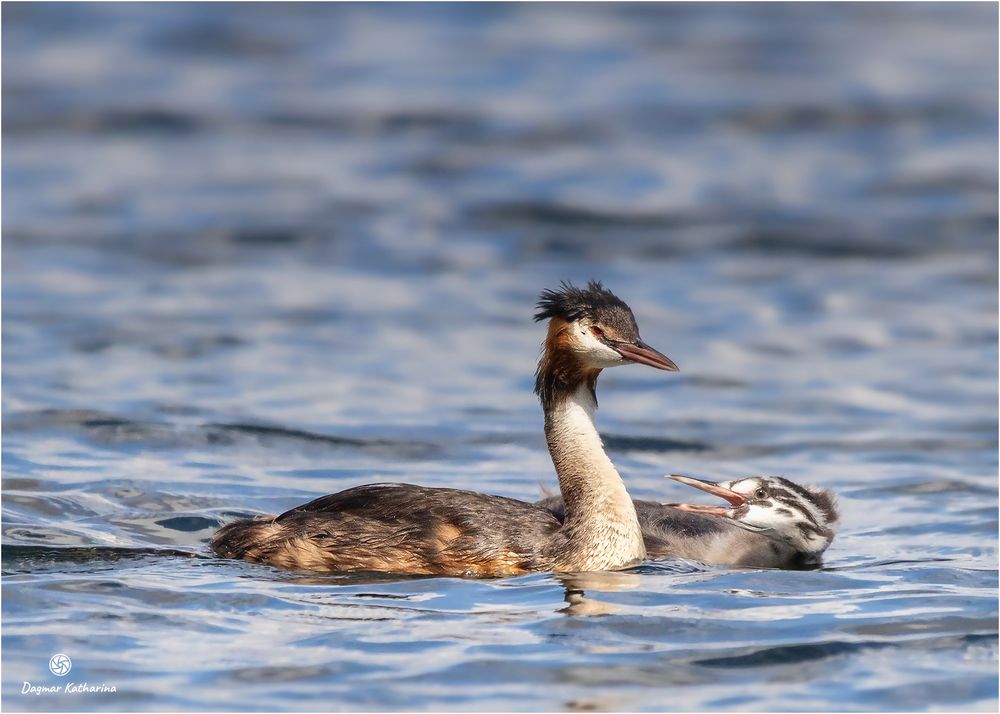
[[538, 474, 839, 568], [212, 281, 678, 576]]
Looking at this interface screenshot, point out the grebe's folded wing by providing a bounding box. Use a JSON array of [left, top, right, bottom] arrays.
[[275, 483, 430, 521], [230, 483, 565, 576], [277, 483, 557, 523]]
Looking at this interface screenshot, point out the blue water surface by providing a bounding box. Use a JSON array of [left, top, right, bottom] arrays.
[[2, 3, 997, 711]]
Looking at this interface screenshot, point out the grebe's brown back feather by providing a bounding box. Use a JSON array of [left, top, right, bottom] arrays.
[[215, 484, 563, 576]]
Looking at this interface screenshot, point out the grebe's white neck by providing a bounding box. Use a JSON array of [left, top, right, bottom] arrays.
[[544, 384, 646, 571]]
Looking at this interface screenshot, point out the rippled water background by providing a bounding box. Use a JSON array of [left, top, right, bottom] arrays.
[[3, 3, 998, 711]]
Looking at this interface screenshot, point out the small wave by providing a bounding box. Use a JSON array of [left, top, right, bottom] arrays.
[[603, 434, 711, 453], [693, 640, 890, 668], [4, 409, 440, 459], [4, 107, 205, 136], [2, 544, 208, 575]]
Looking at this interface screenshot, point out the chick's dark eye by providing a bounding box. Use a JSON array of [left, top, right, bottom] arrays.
[[754, 488, 767, 499], [591, 325, 605, 338]]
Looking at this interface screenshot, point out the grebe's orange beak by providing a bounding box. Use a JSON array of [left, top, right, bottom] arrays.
[[662, 474, 746, 516], [614, 340, 678, 371]]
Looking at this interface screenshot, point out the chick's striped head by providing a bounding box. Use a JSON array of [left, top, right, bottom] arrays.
[[668, 475, 839, 555]]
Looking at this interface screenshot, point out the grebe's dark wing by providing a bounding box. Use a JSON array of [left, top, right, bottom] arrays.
[[275, 483, 427, 521], [228, 483, 564, 576], [276, 483, 556, 524]]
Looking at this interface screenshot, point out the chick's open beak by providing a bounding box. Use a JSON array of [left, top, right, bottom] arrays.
[[614, 340, 678, 371], [662, 474, 746, 516]]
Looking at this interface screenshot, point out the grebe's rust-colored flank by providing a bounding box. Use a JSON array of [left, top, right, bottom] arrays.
[[212, 281, 678, 576]]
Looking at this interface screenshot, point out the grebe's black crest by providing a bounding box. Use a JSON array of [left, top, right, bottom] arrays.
[[533, 281, 676, 409], [535, 280, 639, 340]]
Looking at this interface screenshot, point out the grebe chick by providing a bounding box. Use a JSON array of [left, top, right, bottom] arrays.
[[212, 281, 678, 576], [538, 474, 839, 568]]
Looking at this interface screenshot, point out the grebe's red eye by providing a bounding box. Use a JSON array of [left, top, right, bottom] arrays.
[[591, 325, 605, 338]]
